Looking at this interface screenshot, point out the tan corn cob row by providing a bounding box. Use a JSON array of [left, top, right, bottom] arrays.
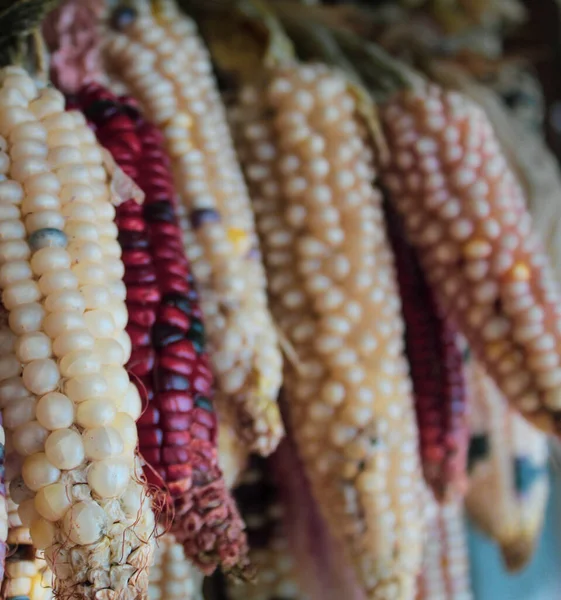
[[216, 402, 249, 489], [230, 63, 424, 599], [0, 66, 155, 598], [103, 0, 283, 456], [465, 359, 549, 571], [148, 532, 204, 600], [417, 493, 472, 600]]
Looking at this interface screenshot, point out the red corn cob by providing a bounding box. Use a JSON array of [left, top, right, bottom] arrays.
[[69, 84, 250, 576], [385, 202, 468, 501], [381, 84, 561, 435]]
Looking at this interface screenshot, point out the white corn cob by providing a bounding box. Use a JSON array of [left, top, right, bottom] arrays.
[[149, 532, 204, 600], [230, 62, 424, 600], [465, 359, 549, 571], [103, 0, 283, 456], [0, 66, 155, 598], [417, 492, 472, 600]]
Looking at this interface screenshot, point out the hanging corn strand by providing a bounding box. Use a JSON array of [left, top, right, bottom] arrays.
[[465, 358, 549, 571], [102, 0, 283, 457], [0, 66, 155, 599], [230, 60, 424, 599]]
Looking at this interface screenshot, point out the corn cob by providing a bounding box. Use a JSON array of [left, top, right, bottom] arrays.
[[417, 493, 472, 600], [465, 359, 549, 571], [381, 83, 561, 434], [0, 66, 155, 598], [0, 411, 6, 582], [70, 83, 250, 575], [385, 201, 467, 501], [102, 0, 283, 457], [230, 62, 424, 599], [148, 532, 204, 600], [217, 403, 248, 489]]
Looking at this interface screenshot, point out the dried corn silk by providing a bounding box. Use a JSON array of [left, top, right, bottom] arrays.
[[231, 63, 424, 599], [417, 494, 472, 600], [149, 532, 204, 600], [385, 203, 467, 501], [0, 67, 155, 598], [381, 84, 561, 434], [465, 360, 549, 571], [228, 456, 310, 600], [103, 0, 283, 456], [70, 84, 250, 576]]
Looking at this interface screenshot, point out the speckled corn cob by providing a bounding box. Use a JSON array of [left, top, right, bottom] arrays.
[[149, 532, 204, 600], [231, 63, 424, 600], [465, 358, 549, 571], [385, 202, 467, 501], [70, 83, 250, 576], [381, 84, 561, 435], [102, 0, 283, 457], [417, 493, 472, 600], [0, 66, 155, 598]]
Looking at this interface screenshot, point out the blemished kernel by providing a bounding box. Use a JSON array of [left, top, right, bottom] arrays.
[[381, 84, 561, 433], [231, 62, 423, 597]]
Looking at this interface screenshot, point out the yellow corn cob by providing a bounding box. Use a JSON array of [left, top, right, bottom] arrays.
[[230, 62, 424, 599], [465, 359, 549, 571], [103, 0, 283, 456], [149, 532, 204, 600], [217, 400, 249, 489], [0, 66, 155, 598], [417, 492, 472, 600]]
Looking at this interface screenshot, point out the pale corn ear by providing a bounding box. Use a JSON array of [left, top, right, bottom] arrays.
[[465, 359, 549, 572], [381, 84, 561, 433], [230, 62, 424, 599], [103, 0, 284, 457], [216, 397, 249, 489], [417, 490, 473, 600], [0, 67, 155, 598], [149, 531, 204, 600]]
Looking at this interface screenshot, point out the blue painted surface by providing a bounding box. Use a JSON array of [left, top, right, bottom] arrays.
[[467, 466, 561, 600]]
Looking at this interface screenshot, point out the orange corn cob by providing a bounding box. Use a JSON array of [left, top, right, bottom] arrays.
[[381, 84, 561, 435], [231, 63, 424, 599], [465, 359, 549, 571], [102, 0, 283, 457]]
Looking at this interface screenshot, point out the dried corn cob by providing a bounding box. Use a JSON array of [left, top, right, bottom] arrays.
[[149, 532, 204, 600], [70, 83, 250, 575], [230, 62, 424, 599], [381, 83, 561, 434], [217, 403, 248, 489], [0, 66, 155, 598], [0, 412, 6, 582], [385, 202, 467, 501], [465, 359, 549, 571], [417, 493, 472, 600], [102, 0, 283, 457]]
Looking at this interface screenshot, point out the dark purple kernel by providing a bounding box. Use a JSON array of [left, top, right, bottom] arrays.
[[190, 208, 220, 229], [155, 370, 191, 392], [152, 323, 185, 349]]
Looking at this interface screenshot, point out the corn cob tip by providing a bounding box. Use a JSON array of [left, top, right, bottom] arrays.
[[501, 537, 536, 573]]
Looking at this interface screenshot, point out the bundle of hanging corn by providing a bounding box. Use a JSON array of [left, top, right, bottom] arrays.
[[465, 357, 549, 571], [102, 0, 284, 458]]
